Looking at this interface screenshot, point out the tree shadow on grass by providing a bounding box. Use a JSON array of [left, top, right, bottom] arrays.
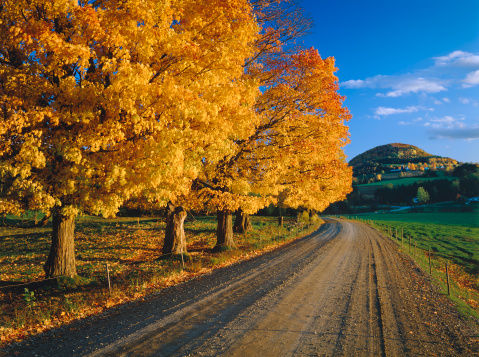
[[184, 228, 215, 235]]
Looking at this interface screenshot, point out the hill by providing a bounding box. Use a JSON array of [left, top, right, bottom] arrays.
[[349, 143, 457, 178]]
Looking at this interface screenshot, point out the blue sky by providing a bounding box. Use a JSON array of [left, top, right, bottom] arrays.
[[300, 0, 479, 163]]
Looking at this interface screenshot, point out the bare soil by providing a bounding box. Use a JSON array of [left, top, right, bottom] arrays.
[[3, 219, 478, 356]]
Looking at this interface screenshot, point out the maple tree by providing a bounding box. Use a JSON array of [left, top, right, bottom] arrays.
[[0, 0, 259, 276], [195, 47, 352, 249], [189, 0, 351, 249]]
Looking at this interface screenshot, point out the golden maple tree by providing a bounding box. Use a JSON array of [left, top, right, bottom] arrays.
[[0, 0, 259, 276], [193, 1, 352, 249], [196, 48, 352, 249]]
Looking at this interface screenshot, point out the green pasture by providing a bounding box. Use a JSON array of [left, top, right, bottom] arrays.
[[349, 212, 479, 275], [357, 174, 457, 187], [355, 211, 479, 227]]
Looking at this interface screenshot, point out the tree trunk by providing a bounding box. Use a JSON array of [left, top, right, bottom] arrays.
[[278, 216, 283, 227], [44, 212, 77, 278], [233, 208, 252, 233], [162, 203, 187, 255], [215, 208, 235, 250]]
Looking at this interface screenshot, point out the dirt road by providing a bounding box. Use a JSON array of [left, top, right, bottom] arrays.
[[4, 219, 478, 356]]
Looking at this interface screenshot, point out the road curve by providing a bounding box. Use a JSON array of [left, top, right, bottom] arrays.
[[3, 219, 478, 356]]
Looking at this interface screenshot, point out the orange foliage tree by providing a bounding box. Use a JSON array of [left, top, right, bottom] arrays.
[[195, 47, 352, 250], [0, 0, 259, 276], [183, 0, 352, 250]]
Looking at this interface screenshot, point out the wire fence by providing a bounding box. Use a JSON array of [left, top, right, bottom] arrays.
[[343, 216, 479, 317]]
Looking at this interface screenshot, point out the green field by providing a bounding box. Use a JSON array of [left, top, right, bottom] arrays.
[[348, 212, 479, 274], [355, 211, 479, 227], [357, 174, 457, 187]]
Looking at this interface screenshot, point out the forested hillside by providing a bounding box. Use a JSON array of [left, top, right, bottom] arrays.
[[350, 143, 457, 178]]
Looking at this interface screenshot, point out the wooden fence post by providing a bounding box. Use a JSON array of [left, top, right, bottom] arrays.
[[446, 263, 450, 296], [106, 263, 111, 295], [427, 249, 432, 276]]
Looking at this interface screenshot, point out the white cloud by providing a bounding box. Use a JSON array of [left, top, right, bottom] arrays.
[[379, 77, 446, 97], [374, 106, 424, 116], [399, 117, 423, 125], [459, 97, 478, 106], [340, 79, 366, 89], [424, 116, 465, 129], [433, 97, 451, 105], [342, 50, 479, 97], [434, 51, 479, 67], [341, 75, 386, 89], [463, 70, 479, 87], [341, 75, 446, 97]]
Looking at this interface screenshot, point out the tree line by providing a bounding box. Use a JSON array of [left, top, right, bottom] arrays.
[[374, 179, 459, 205], [0, 0, 352, 278], [374, 163, 478, 205]]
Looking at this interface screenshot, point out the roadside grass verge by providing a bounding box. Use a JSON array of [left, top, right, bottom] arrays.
[[0, 214, 321, 345], [346, 213, 479, 325]]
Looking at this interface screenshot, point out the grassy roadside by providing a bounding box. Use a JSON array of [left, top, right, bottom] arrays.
[[345, 212, 479, 326], [0, 214, 321, 346]]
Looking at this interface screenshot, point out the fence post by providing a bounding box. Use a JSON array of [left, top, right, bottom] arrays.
[[105, 263, 111, 295], [409, 236, 411, 253], [446, 263, 451, 296], [414, 241, 417, 260], [427, 249, 432, 276]]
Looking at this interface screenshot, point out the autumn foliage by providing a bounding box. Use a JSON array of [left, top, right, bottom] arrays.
[[1, 0, 351, 276], [194, 2, 351, 248]]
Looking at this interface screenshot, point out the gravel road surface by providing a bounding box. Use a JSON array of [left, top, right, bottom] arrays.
[[3, 219, 478, 356]]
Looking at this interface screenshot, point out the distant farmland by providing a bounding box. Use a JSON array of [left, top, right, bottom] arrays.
[[358, 173, 456, 188], [356, 173, 458, 199]]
